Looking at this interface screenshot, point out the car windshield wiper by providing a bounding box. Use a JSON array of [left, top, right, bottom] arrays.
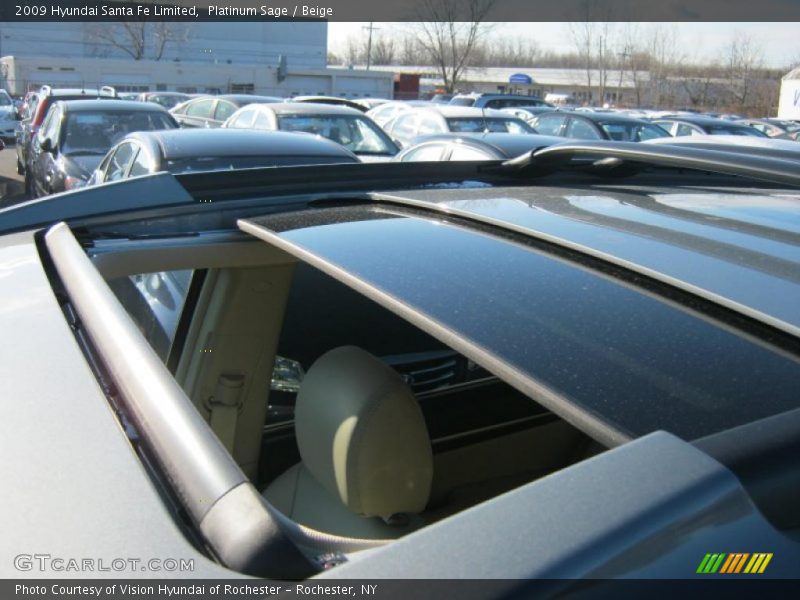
[[494, 140, 800, 187]]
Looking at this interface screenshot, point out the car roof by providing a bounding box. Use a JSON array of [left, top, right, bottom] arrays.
[[408, 132, 565, 157], [658, 115, 752, 126], [58, 99, 169, 113], [217, 94, 283, 104], [554, 111, 657, 125], [143, 91, 189, 97], [123, 128, 359, 160], [419, 105, 519, 118], [452, 93, 535, 99], [259, 102, 366, 116], [44, 88, 111, 96]]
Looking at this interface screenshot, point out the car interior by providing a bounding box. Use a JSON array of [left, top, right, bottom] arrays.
[[97, 236, 604, 545]]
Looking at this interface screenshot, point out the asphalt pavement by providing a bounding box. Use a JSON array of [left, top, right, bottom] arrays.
[[0, 142, 27, 209]]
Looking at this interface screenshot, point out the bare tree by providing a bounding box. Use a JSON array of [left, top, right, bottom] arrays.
[[371, 35, 397, 65], [568, 1, 615, 106], [86, 22, 187, 61], [644, 24, 682, 107], [723, 32, 764, 108], [411, 0, 497, 92], [341, 34, 366, 65]]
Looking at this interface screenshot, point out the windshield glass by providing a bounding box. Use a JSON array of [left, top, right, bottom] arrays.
[[771, 120, 800, 133], [707, 124, 768, 137], [62, 111, 175, 155], [599, 121, 670, 141], [0, 94, 12, 107], [446, 117, 534, 134], [277, 115, 397, 155], [149, 95, 188, 109]]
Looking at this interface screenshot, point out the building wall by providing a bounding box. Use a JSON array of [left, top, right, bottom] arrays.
[[778, 77, 800, 119], [0, 22, 327, 69], [0, 56, 394, 98]]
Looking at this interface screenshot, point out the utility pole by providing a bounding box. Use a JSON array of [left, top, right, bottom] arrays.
[[617, 47, 631, 106], [363, 22, 379, 70]]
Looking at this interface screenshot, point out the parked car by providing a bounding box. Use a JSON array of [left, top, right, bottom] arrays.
[[170, 94, 282, 128], [222, 102, 400, 161], [429, 93, 454, 103], [499, 105, 558, 122], [288, 96, 369, 112], [449, 92, 552, 109], [1, 143, 799, 584], [86, 128, 359, 186], [735, 118, 800, 141], [0, 89, 21, 142], [532, 111, 671, 142], [365, 100, 431, 127], [26, 99, 177, 197], [645, 133, 800, 162], [383, 106, 535, 147], [395, 132, 565, 161], [352, 97, 391, 111], [16, 84, 118, 177], [652, 115, 770, 138], [136, 91, 192, 110]]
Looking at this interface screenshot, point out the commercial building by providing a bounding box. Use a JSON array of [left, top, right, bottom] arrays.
[[358, 65, 648, 106], [0, 22, 393, 98], [778, 66, 800, 119]]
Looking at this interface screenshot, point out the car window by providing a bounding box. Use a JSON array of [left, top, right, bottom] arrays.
[[104, 142, 138, 182], [39, 105, 61, 143], [214, 101, 236, 122], [565, 118, 603, 140], [278, 115, 397, 155], [253, 111, 272, 130], [186, 99, 215, 118], [448, 144, 494, 160], [150, 95, 185, 110], [228, 108, 256, 129], [598, 121, 669, 142], [24, 96, 40, 120], [533, 114, 566, 136], [400, 143, 446, 161], [417, 115, 445, 136], [675, 123, 697, 137], [390, 113, 417, 140], [108, 270, 195, 361], [706, 124, 768, 137], [128, 148, 153, 177], [485, 98, 533, 109], [61, 110, 175, 155]]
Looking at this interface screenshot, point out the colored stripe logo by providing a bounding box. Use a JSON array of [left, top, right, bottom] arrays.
[[697, 553, 772, 574]]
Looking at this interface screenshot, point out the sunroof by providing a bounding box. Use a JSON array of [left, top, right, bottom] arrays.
[[240, 205, 800, 445]]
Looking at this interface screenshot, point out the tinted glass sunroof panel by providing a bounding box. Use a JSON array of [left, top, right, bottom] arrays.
[[240, 206, 800, 443]]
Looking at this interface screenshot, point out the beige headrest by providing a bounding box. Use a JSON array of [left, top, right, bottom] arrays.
[[295, 346, 433, 520]]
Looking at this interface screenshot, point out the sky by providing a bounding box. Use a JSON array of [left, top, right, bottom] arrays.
[[328, 22, 800, 70]]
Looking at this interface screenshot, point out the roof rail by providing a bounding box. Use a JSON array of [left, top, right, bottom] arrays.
[[100, 85, 117, 98], [43, 222, 317, 578], [500, 141, 800, 187]]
